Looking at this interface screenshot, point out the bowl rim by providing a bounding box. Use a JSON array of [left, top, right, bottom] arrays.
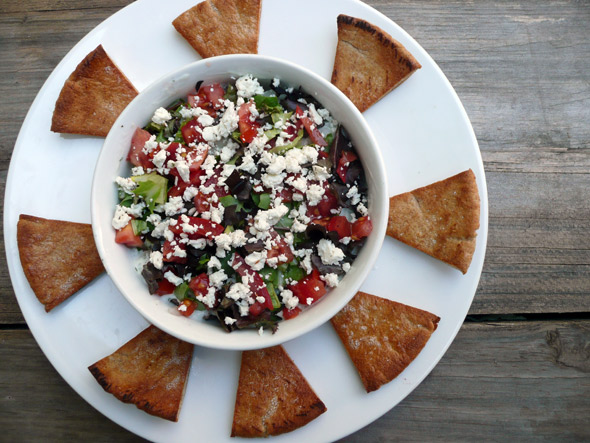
[[91, 53, 389, 350]]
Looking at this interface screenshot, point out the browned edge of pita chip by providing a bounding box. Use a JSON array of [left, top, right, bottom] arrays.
[[172, 0, 261, 58], [331, 14, 421, 112], [51, 44, 138, 137], [231, 345, 327, 437], [16, 214, 104, 312], [386, 169, 480, 274], [331, 291, 440, 393], [88, 325, 194, 422]]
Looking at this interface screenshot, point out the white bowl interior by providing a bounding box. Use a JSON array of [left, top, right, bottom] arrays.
[[92, 54, 388, 350]]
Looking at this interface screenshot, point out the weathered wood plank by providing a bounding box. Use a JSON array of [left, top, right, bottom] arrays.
[[1, 321, 588, 441]]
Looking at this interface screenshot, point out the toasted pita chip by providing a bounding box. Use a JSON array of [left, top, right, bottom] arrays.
[[88, 325, 193, 422], [331, 14, 421, 112], [17, 214, 104, 312], [387, 169, 480, 274], [231, 345, 326, 437], [173, 0, 261, 58], [51, 45, 138, 137], [331, 291, 440, 393]]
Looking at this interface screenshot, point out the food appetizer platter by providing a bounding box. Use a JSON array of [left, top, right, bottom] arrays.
[[4, 0, 488, 441]]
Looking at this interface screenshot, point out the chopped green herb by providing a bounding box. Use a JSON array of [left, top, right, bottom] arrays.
[[131, 172, 168, 211]]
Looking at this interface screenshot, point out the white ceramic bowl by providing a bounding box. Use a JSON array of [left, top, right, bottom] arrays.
[[91, 54, 388, 350]]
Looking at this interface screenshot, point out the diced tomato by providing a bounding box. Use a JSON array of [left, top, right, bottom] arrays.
[[310, 217, 331, 228], [317, 185, 339, 217], [162, 240, 187, 264], [115, 223, 143, 248], [249, 301, 265, 317], [282, 306, 301, 320], [266, 229, 294, 264], [178, 299, 196, 317], [168, 216, 224, 240], [238, 101, 260, 144], [295, 106, 327, 147], [336, 150, 358, 183], [231, 254, 273, 311], [200, 83, 226, 110], [327, 216, 352, 239], [127, 128, 153, 169], [155, 279, 176, 296], [289, 270, 326, 305], [193, 191, 211, 213], [181, 118, 205, 145], [186, 144, 208, 172], [351, 216, 373, 240], [189, 273, 210, 297], [282, 119, 303, 141], [165, 142, 183, 157]]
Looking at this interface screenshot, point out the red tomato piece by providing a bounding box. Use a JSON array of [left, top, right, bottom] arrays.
[[289, 270, 326, 305], [127, 128, 153, 169], [295, 106, 327, 147], [200, 83, 225, 110], [181, 118, 205, 145], [155, 279, 176, 296], [266, 229, 294, 264], [317, 185, 339, 217], [336, 150, 358, 183], [168, 216, 224, 240], [178, 299, 196, 317], [115, 223, 143, 248], [282, 306, 301, 320], [193, 191, 211, 213], [189, 273, 210, 297], [186, 144, 208, 172], [327, 215, 352, 239], [238, 101, 261, 144], [351, 216, 373, 240], [162, 240, 187, 264], [231, 254, 273, 311], [248, 302, 265, 317]]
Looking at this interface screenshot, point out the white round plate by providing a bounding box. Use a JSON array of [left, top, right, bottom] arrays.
[[4, 0, 488, 441]]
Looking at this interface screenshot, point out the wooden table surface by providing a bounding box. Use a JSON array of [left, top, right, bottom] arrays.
[[1, 0, 589, 441]]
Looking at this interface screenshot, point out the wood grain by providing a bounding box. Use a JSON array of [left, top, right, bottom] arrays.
[[1, 322, 588, 441]]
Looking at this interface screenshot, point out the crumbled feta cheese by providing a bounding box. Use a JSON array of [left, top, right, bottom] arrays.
[[224, 316, 237, 325], [346, 185, 361, 205], [342, 262, 351, 272], [245, 251, 267, 271], [238, 154, 258, 174], [209, 269, 228, 288], [115, 176, 137, 194], [280, 289, 299, 310], [321, 273, 339, 288], [317, 239, 345, 265], [164, 271, 183, 286], [202, 102, 239, 142], [158, 196, 185, 216], [149, 251, 164, 270], [226, 282, 251, 301], [306, 183, 325, 206], [357, 202, 368, 216], [152, 149, 168, 169], [235, 74, 264, 99], [112, 206, 131, 230], [308, 104, 323, 126], [152, 107, 172, 125]]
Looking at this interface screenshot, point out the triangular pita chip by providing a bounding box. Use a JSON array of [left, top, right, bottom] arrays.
[[173, 0, 261, 58], [331, 14, 421, 112], [88, 325, 194, 422], [331, 291, 440, 393], [17, 214, 104, 312], [387, 169, 480, 274], [51, 45, 138, 137], [231, 345, 326, 437]]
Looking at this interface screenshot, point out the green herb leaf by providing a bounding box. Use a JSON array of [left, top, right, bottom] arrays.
[[269, 129, 304, 154], [254, 95, 283, 114], [131, 219, 148, 236], [219, 195, 239, 207], [131, 172, 168, 211], [174, 282, 193, 302], [252, 192, 271, 210]]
